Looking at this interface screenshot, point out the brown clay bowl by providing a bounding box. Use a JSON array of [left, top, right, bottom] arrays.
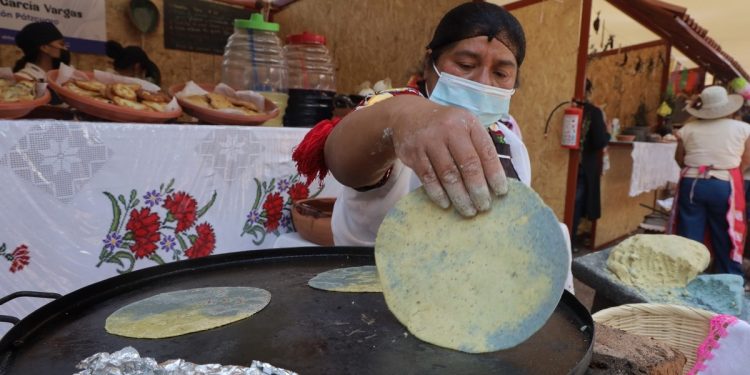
[[616, 134, 636, 142], [47, 70, 182, 123], [291, 198, 335, 246], [169, 83, 279, 126], [0, 86, 51, 119]]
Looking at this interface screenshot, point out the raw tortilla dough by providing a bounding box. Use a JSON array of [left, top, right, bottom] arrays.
[[375, 180, 568, 353], [308, 265, 382, 292], [105, 287, 271, 339], [607, 234, 709, 288]]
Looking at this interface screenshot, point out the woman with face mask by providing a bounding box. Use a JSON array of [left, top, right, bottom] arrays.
[[12, 22, 70, 82], [105, 41, 161, 86]]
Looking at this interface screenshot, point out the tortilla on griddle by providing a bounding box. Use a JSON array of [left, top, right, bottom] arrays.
[[308, 265, 382, 293], [105, 287, 271, 339]]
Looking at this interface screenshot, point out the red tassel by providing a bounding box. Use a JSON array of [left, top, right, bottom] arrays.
[[292, 117, 342, 186]]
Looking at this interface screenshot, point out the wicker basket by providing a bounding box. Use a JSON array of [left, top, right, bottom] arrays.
[[593, 303, 715, 374]]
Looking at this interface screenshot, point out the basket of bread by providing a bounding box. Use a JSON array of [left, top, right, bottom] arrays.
[[170, 81, 279, 125], [0, 68, 51, 119], [47, 64, 181, 123]]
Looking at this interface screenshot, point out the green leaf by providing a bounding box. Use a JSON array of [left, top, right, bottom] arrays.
[[267, 178, 276, 193], [0, 243, 6, 254], [159, 182, 164, 192], [188, 234, 198, 244], [112, 251, 136, 274], [166, 178, 175, 192], [104, 192, 122, 233], [129, 189, 137, 203], [250, 227, 267, 246], [118, 194, 127, 206], [123, 232, 134, 241], [132, 199, 140, 207], [165, 212, 175, 222], [105, 256, 124, 267], [175, 233, 188, 251], [149, 253, 165, 265], [196, 191, 217, 219], [253, 178, 262, 209]]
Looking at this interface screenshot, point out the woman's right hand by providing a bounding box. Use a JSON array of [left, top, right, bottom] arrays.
[[389, 99, 508, 217]]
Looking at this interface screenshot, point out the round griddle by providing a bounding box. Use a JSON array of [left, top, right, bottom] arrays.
[[0, 247, 593, 374]]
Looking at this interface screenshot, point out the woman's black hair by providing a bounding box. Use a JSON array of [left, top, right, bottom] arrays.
[[13, 22, 64, 72], [427, 2, 526, 67], [106, 40, 162, 85]]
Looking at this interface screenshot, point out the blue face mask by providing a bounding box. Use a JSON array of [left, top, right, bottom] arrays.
[[427, 63, 515, 127]]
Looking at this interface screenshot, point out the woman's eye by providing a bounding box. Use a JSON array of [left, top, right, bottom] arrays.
[[458, 63, 474, 70]]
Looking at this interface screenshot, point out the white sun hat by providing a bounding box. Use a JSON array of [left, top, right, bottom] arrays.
[[686, 85, 744, 120]]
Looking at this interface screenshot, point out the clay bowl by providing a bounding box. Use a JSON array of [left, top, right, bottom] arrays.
[[169, 83, 279, 126], [0, 87, 51, 119], [616, 134, 636, 142], [47, 70, 182, 123], [291, 198, 335, 246]]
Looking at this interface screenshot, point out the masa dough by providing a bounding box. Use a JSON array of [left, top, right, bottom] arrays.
[[375, 180, 568, 353], [105, 287, 271, 339], [607, 234, 710, 288], [308, 265, 382, 292]]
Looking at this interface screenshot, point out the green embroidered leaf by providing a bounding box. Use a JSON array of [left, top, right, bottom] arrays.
[[132, 199, 140, 207], [165, 212, 175, 222], [148, 253, 165, 265], [253, 178, 262, 209], [0, 243, 6, 254], [196, 191, 217, 219], [165, 178, 175, 193], [118, 194, 127, 206], [267, 178, 276, 193], [113, 251, 135, 274], [105, 255, 124, 267], [249, 226, 267, 246], [123, 232, 134, 241], [129, 189, 137, 203], [175, 233, 188, 251], [188, 234, 198, 245], [104, 192, 122, 233]]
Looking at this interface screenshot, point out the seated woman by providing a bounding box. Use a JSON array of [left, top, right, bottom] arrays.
[[105, 41, 161, 85], [673, 85, 750, 277], [13, 22, 70, 82], [294, 2, 573, 290]]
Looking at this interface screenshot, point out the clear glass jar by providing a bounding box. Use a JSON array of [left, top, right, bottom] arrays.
[[284, 32, 335, 92]]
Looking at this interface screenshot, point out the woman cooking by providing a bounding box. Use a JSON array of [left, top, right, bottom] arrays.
[[294, 2, 574, 291], [12, 22, 70, 82], [672, 85, 750, 277]]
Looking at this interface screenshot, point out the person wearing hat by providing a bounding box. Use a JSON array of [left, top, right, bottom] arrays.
[[12, 22, 70, 82], [671, 85, 750, 276], [105, 41, 161, 86], [293, 2, 574, 291]]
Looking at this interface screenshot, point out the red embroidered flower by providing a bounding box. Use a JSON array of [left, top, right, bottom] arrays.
[[288, 182, 309, 202], [163, 192, 197, 232], [185, 223, 216, 259], [9, 245, 30, 273], [263, 193, 284, 231], [126, 207, 161, 258]]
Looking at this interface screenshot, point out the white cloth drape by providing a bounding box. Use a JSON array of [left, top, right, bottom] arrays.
[[629, 141, 680, 197]]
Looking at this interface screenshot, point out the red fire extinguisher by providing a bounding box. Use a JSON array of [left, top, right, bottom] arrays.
[[560, 106, 584, 149]]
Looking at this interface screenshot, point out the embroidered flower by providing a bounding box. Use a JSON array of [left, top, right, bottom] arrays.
[[288, 182, 309, 202], [160, 235, 177, 252], [163, 192, 197, 233], [263, 192, 284, 232], [185, 223, 216, 259], [126, 207, 161, 258], [246, 209, 261, 224], [143, 190, 163, 207], [9, 245, 30, 273], [102, 232, 123, 251], [280, 214, 292, 231], [277, 178, 290, 192]]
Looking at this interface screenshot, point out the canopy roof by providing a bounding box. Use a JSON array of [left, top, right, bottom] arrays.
[[606, 0, 747, 81]]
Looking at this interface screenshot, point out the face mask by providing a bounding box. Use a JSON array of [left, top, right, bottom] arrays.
[[427, 63, 514, 127], [52, 49, 71, 69]]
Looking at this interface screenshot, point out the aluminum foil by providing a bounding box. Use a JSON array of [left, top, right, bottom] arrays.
[[74, 346, 298, 375]]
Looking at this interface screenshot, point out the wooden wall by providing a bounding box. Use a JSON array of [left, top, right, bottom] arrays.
[[587, 40, 668, 131], [505, 0, 583, 218]]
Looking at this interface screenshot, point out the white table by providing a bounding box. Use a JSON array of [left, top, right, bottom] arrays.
[[0, 120, 339, 337]]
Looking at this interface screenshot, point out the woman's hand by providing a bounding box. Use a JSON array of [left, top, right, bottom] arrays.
[[389, 100, 508, 217]]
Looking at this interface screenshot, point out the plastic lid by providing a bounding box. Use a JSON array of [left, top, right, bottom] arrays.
[[286, 32, 326, 45], [234, 13, 280, 32]]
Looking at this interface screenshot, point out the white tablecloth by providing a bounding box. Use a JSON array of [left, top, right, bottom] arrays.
[[0, 120, 340, 337], [629, 141, 680, 197]]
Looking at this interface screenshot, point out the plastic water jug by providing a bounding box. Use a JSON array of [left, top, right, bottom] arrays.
[[283, 32, 336, 127], [221, 13, 288, 126]]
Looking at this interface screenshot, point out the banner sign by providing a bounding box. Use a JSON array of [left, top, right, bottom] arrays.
[[0, 0, 106, 54]]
